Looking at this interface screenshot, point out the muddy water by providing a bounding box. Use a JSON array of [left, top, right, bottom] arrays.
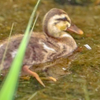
[[0, 0, 100, 100]]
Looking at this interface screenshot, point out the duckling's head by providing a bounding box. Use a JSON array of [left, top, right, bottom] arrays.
[[43, 8, 83, 38]]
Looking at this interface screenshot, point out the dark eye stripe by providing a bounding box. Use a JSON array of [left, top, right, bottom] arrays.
[[56, 17, 70, 22]]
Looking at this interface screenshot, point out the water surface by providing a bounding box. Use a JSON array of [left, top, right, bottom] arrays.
[[0, 0, 100, 100]]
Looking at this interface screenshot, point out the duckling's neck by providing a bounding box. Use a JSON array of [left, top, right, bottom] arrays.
[[45, 31, 77, 51], [59, 32, 77, 49], [45, 31, 72, 40]]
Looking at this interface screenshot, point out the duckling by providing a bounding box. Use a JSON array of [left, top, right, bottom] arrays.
[[0, 8, 83, 87]]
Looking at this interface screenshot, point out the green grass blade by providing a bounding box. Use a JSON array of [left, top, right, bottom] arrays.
[[0, 0, 40, 100], [30, 13, 39, 36]]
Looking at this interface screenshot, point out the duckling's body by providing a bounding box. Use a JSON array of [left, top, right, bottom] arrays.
[[0, 8, 83, 86], [0, 31, 77, 70]]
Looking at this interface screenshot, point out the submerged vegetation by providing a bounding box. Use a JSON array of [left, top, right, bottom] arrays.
[[0, 0, 100, 100]]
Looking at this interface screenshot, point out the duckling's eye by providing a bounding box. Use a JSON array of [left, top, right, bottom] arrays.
[[62, 17, 68, 21]]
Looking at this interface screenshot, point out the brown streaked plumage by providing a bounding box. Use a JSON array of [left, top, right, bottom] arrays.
[[0, 8, 83, 87]]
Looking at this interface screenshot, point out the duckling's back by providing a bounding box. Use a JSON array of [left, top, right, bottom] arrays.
[[0, 32, 45, 71]]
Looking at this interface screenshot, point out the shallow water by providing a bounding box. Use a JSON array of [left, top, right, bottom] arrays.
[[0, 0, 100, 100]]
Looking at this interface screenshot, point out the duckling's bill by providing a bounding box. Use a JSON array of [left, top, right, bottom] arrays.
[[67, 23, 83, 35]]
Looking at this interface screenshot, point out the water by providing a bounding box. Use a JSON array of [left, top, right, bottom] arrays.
[[0, 0, 100, 100]]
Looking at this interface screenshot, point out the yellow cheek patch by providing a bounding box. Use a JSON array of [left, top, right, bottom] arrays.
[[56, 22, 68, 31], [56, 24, 66, 30], [60, 25, 66, 30]]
